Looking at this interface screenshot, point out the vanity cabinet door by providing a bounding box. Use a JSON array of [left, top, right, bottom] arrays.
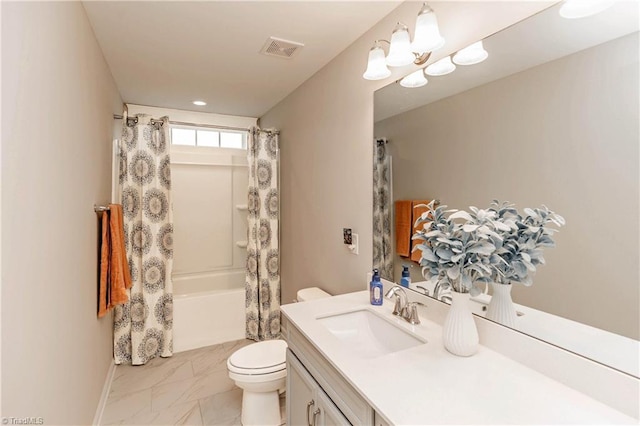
[[288, 349, 351, 426], [374, 411, 391, 426], [287, 349, 317, 426], [315, 387, 350, 426]]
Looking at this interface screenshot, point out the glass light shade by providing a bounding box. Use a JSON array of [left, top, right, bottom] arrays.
[[400, 69, 428, 88], [559, 0, 614, 19], [411, 4, 445, 54], [425, 56, 456, 76], [363, 45, 391, 80], [386, 24, 415, 67], [453, 41, 488, 66]]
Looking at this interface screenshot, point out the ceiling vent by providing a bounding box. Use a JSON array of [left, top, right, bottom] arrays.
[[260, 37, 304, 59]]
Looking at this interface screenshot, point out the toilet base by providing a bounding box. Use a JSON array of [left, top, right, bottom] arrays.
[[241, 389, 282, 426]]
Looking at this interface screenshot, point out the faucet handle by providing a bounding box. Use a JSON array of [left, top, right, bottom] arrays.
[[385, 286, 408, 316], [392, 297, 403, 316], [416, 285, 429, 296], [406, 302, 421, 325]]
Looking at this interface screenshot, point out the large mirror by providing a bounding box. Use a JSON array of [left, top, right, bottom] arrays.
[[373, 1, 639, 376]]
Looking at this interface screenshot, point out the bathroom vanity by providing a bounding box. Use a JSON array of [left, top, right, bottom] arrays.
[[281, 290, 639, 425]]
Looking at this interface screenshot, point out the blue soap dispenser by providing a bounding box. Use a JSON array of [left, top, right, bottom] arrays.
[[370, 269, 383, 306], [400, 265, 411, 288]]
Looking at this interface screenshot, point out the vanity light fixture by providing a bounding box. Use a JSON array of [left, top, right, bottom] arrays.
[[386, 23, 415, 67], [192, 100, 207, 106], [452, 41, 489, 66], [559, 0, 614, 19], [362, 3, 445, 80], [400, 69, 428, 88], [363, 41, 392, 80], [425, 55, 456, 76], [412, 3, 445, 53]]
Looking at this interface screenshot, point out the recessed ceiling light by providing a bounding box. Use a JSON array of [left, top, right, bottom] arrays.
[[192, 100, 207, 106]]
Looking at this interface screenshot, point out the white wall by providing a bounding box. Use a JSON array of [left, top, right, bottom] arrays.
[[170, 148, 248, 286], [1, 2, 123, 424], [126, 104, 257, 129], [259, 1, 555, 304], [375, 33, 639, 339]]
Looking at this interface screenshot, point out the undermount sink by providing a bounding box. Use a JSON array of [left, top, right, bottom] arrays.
[[317, 309, 426, 358]]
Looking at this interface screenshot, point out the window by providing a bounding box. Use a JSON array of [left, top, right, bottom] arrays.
[[171, 126, 246, 149]]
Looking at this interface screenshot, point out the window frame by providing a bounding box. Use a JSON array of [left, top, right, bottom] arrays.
[[170, 124, 247, 150]]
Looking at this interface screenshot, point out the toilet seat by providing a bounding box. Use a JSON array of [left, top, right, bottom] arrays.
[[227, 340, 287, 375]]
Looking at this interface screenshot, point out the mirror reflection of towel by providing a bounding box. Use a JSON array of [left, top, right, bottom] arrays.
[[395, 201, 412, 257]]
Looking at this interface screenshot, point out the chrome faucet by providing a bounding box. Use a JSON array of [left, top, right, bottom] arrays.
[[433, 281, 452, 304], [384, 286, 421, 325]]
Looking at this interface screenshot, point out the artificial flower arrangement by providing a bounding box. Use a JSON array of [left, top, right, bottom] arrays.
[[412, 200, 565, 293], [487, 200, 565, 286]]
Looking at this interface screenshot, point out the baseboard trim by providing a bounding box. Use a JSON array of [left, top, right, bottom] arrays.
[[93, 360, 116, 426]]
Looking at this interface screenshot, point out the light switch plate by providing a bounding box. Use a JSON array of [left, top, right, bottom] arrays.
[[348, 233, 359, 255]]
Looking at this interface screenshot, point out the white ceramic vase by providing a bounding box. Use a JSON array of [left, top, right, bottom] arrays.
[[442, 291, 479, 357], [486, 282, 517, 328]]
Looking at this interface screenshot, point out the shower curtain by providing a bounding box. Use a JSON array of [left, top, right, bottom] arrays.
[[373, 138, 393, 280], [114, 114, 174, 365], [245, 127, 280, 341]]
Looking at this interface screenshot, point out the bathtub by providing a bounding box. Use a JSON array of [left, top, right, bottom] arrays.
[[173, 271, 246, 353]]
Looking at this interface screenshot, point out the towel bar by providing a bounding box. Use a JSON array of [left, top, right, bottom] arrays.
[[94, 205, 110, 212]]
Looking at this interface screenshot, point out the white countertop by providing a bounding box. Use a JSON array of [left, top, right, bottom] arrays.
[[282, 291, 638, 425], [408, 279, 640, 378]]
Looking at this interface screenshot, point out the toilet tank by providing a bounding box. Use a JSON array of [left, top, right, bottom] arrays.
[[296, 287, 331, 302]]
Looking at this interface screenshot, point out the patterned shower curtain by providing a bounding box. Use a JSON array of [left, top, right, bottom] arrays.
[[245, 127, 280, 341], [373, 138, 393, 280], [114, 114, 174, 365]]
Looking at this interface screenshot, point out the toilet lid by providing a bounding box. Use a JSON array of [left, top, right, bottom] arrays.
[[228, 340, 287, 375]]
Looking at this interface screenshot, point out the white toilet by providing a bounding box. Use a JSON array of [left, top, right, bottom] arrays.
[[227, 287, 331, 426]]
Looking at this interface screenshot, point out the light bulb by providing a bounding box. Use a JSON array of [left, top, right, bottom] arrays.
[[386, 23, 415, 67], [400, 69, 428, 88], [425, 56, 456, 76], [453, 41, 488, 66], [363, 43, 392, 80], [412, 3, 445, 54]]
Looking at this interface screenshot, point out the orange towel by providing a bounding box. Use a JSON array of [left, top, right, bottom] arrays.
[[109, 204, 131, 306], [98, 204, 131, 317], [395, 200, 412, 257], [98, 210, 111, 317], [411, 200, 432, 263]]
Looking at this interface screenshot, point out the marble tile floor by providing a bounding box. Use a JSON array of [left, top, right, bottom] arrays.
[[102, 339, 286, 425]]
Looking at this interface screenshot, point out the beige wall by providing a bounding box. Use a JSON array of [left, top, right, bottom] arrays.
[[259, 1, 555, 304], [375, 33, 639, 339], [2, 2, 122, 423]]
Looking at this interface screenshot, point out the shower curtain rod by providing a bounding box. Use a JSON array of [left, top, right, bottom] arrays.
[[112, 115, 280, 135]]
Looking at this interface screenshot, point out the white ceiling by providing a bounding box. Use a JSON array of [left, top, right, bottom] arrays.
[[82, 1, 401, 118], [375, 1, 640, 122]]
